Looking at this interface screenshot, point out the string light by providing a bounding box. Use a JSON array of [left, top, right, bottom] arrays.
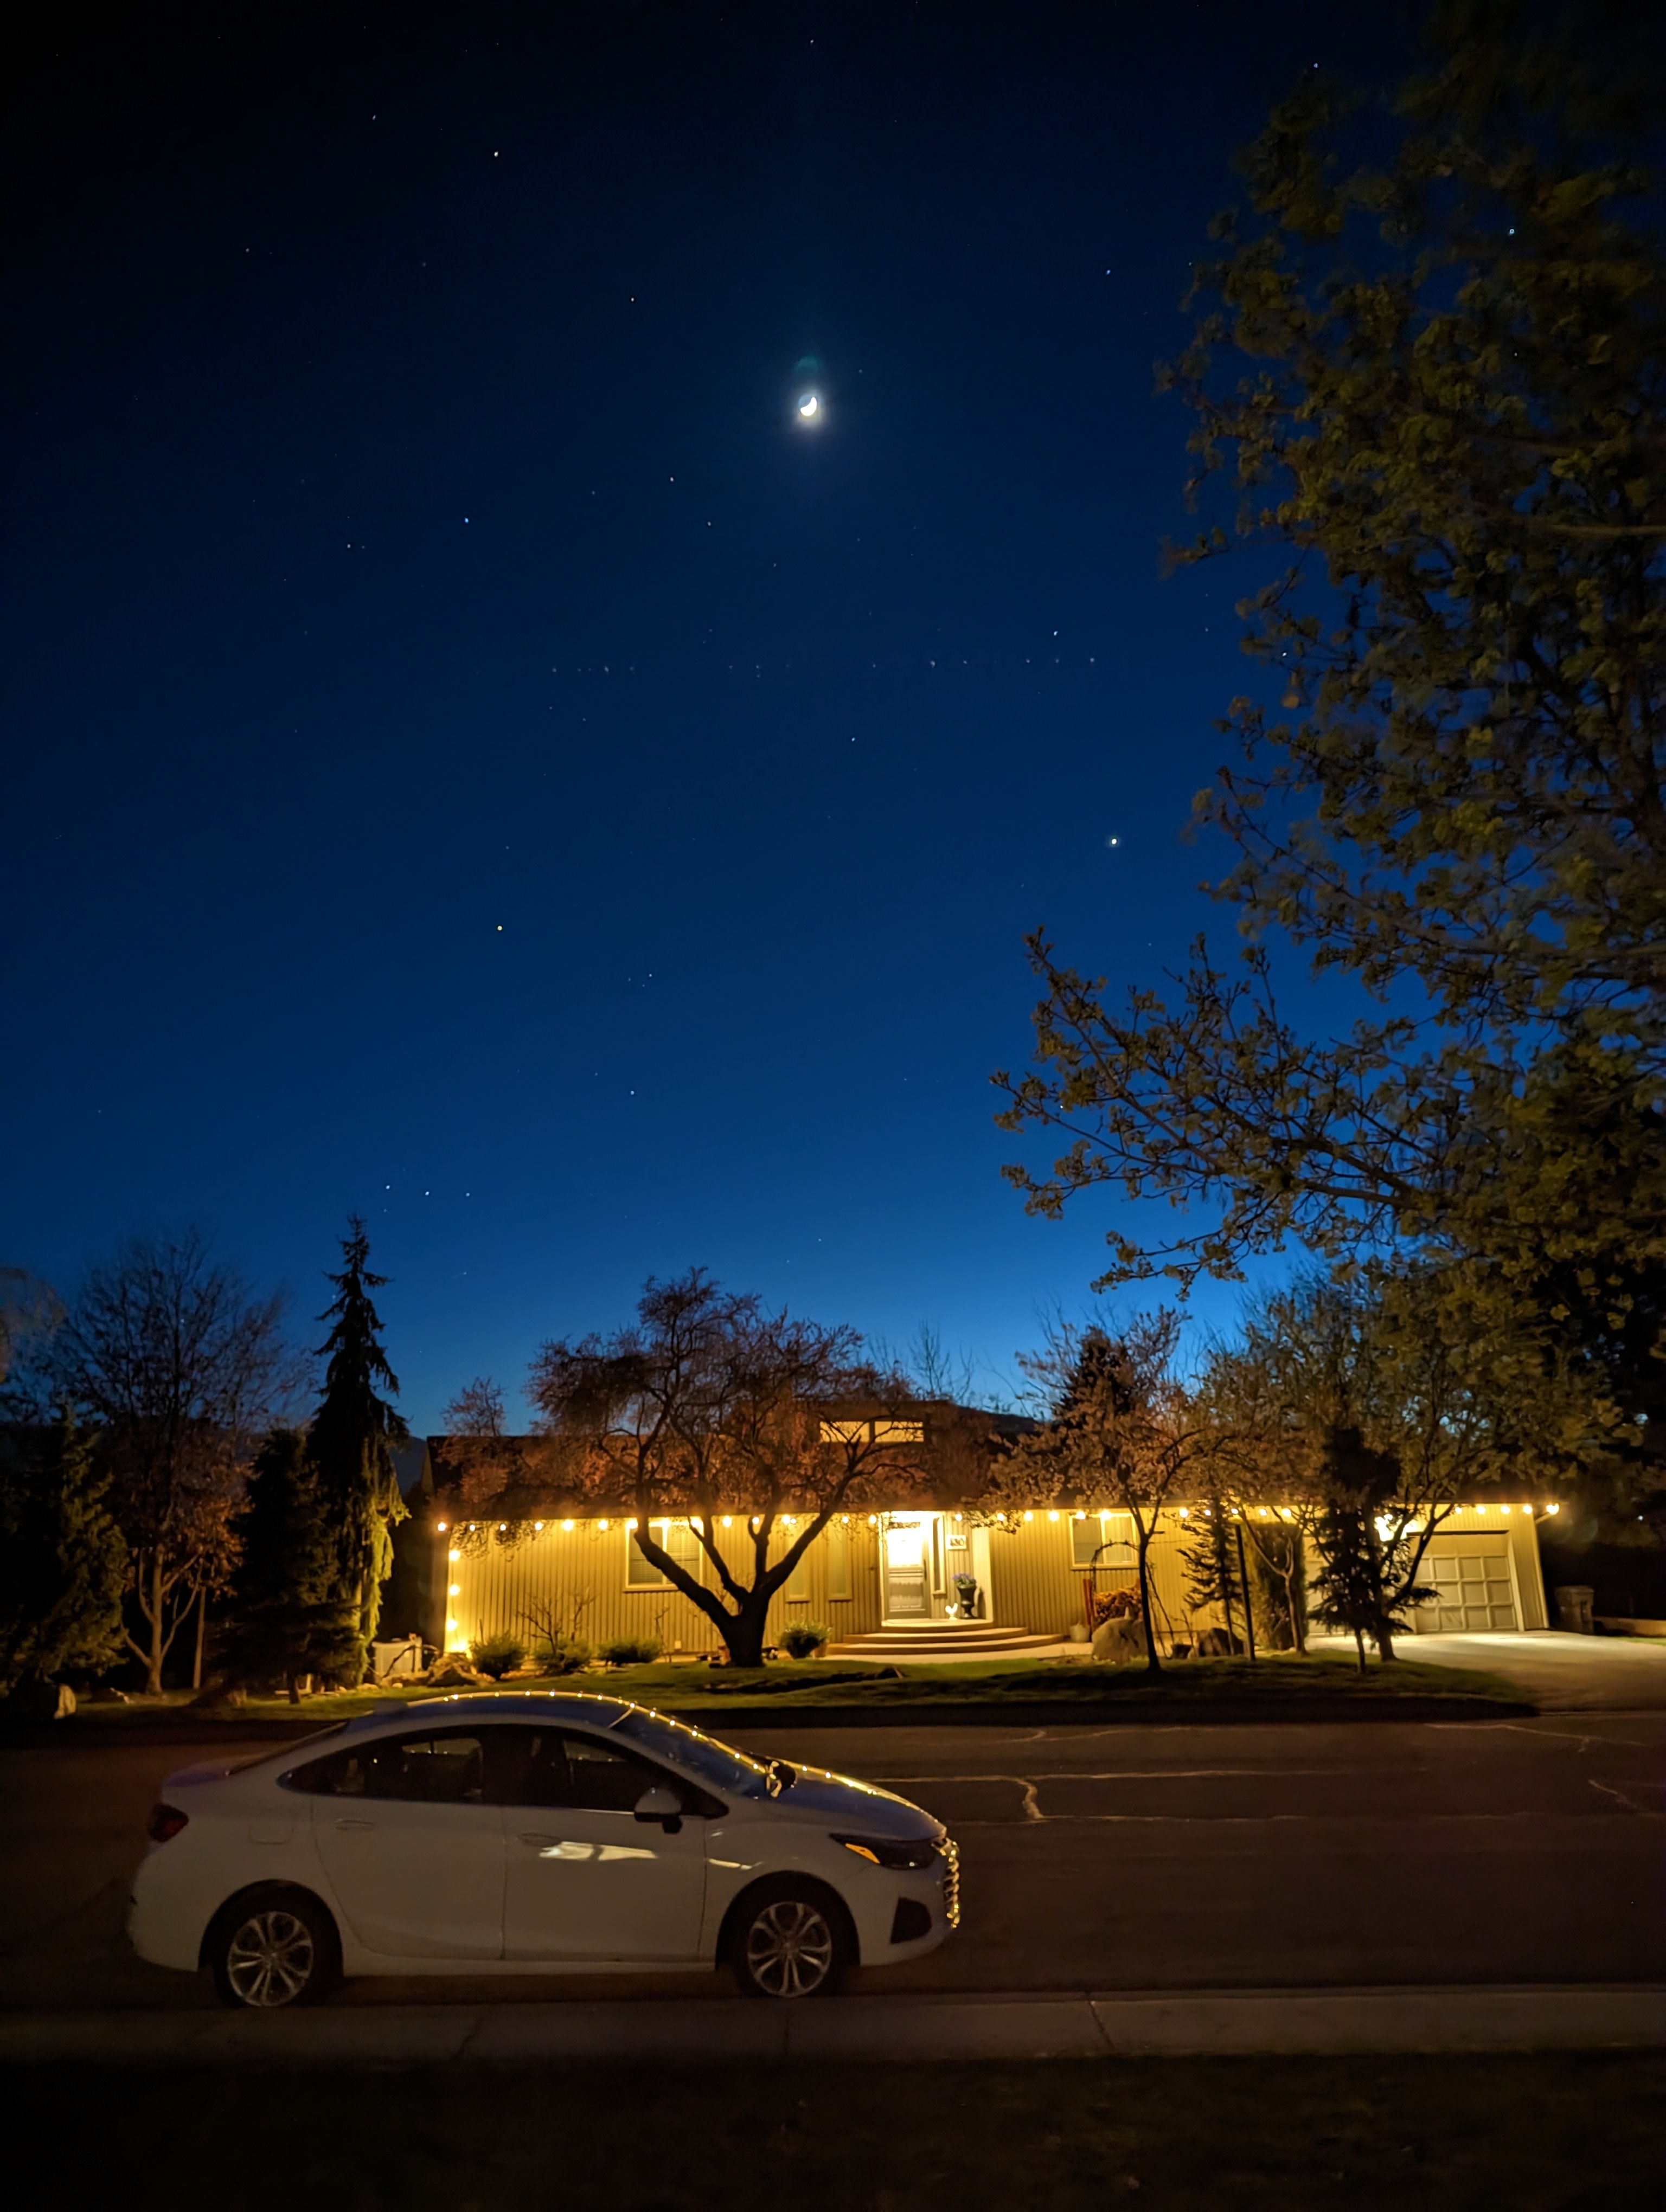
[[448, 1548, 461, 1562], [562, 1519, 574, 1532], [436, 1521, 448, 1533]]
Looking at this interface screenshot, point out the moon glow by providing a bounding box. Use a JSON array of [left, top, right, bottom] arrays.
[[797, 393, 820, 419]]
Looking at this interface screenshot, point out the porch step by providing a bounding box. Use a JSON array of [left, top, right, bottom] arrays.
[[826, 1622, 1059, 1660]]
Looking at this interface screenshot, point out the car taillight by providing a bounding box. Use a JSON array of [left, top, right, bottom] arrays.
[[146, 1804, 189, 1844]]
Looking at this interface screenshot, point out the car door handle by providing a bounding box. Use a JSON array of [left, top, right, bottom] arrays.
[[517, 1832, 561, 1847], [334, 1818, 376, 1831]]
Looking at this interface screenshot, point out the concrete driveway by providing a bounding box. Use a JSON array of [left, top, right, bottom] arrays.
[[1317, 1629, 1666, 1710]]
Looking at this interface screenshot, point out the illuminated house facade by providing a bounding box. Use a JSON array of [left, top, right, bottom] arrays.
[[389, 1416, 1554, 1659]]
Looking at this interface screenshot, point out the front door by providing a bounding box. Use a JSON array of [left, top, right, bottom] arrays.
[[883, 1515, 932, 1619], [306, 1727, 505, 1959], [501, 1726, 708, 1962]]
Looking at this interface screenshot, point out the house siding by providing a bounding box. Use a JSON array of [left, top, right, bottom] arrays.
[[433, 1500, 1550, 1656]]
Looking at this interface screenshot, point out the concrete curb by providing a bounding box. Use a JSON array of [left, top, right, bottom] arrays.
[[0, 1695, 1535, 1750], [1, 1985, 1659, 2065]]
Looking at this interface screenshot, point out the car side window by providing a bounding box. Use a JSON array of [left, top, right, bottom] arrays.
[[284, 1731, 486, 1804], [559, 1732, 667, 1812]]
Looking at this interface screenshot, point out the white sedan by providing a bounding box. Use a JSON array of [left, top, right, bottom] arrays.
[[129, 1691, 959, 2007]]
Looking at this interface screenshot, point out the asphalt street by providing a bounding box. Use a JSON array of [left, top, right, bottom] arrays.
[[2, 1708, 1660, 2010]]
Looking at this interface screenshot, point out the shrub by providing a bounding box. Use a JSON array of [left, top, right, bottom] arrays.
[[532, 1634, 595, 1676], [779, 1619, 831, 1659], [469, 1632, 526, 1680], [598, 1634, 663, 1667]]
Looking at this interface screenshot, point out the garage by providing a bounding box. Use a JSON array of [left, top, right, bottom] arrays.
[[1414, 1532, 1521, 1633]]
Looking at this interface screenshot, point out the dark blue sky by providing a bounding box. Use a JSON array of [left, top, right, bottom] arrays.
[[4, 0, 1398, 1425]]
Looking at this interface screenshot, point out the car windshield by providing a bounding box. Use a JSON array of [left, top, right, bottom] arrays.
[[610, 1708, 772, 1798]]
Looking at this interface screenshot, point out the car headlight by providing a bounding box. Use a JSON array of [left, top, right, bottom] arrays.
[[831, 1831, 939, 1872]]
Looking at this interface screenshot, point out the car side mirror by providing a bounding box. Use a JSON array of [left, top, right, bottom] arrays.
[[633, 1783, 684, 1832]]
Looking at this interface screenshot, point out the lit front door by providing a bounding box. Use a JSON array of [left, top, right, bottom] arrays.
[[306, 1728, 506, 1959], [502, 1727, 708, 1962], [884, 1515, 932, 1619]]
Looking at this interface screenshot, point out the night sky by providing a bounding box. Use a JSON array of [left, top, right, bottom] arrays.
[[5, 1, 1396, 1424]]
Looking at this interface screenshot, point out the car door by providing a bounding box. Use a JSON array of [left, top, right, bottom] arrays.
[[501, 1726, 708, 1962], [300, 1727, 507, 1959]]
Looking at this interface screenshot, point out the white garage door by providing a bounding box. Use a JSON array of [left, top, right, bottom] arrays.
[[1414, 1533, 1519, 1633]]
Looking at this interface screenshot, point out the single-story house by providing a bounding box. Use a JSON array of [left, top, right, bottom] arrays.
[[387, 1412, 1555, 1660]]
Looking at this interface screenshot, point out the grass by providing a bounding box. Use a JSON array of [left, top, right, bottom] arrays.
[[46, 1649, 1528, 1732], [19, 2054, 1661, 2209]]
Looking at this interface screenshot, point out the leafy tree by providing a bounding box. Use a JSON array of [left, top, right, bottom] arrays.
[[0, 1414, 127, 1698], [310, 1219, 408, 1660], [994, 1314, 1218, 1675], [523, 1269, 934, 1668], [994, 4, 1665, 1450], [217, 1430, 363, 1701], [1199, 1266, 1607, 1655], [50, 1230, 293, 1693]]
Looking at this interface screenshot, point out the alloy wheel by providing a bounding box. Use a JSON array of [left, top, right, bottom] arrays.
[[224, 1909, 317, 2007], [744, 1898, 836, 1997]]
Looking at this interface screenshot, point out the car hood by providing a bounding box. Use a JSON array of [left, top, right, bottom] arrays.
[[762, 1765, 939, 1838]]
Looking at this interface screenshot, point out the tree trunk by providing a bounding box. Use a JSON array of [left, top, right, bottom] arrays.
[[1134, 1526, 1163, 1675], [722, 1594, 773, 1669], [1376, 1625, 1397, 1663], [191, 1586, 207, 1690], [146, 1557, 165, 1696], [1353, 1626, 1367, 1675], [1234, 1525, 1256, 1661]]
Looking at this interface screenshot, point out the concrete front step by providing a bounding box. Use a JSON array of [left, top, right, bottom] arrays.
[[828, 1625, 1059, 1658]]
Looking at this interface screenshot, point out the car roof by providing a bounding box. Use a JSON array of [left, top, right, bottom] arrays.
[[340, 1690, 634, 1736]]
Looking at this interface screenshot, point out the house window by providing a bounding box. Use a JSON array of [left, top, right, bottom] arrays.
[[818, 1418, 926, 1448], [1070, 1515, 1107, 1569], [1073, 1512, 1136, 1567], [626, 1519, 703, 1589], [827, 1519, 851, 1599]]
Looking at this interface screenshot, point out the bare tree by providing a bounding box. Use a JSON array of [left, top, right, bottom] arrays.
[[524, 1269, 933, 1667], [444, 1377, 505, 1436], [53, 1231, 297, 1694]]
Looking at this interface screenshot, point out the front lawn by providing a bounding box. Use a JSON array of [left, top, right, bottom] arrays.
[[39, 1648, 1528, 1732]]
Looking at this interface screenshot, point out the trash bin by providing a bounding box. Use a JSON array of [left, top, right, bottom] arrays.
[[1553, 1585, 1594, 1635]]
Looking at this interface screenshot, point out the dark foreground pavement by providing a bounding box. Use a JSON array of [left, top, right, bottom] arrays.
[[2, 1711, 1661, 2012]]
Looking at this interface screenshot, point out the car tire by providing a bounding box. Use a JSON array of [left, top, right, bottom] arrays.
[[208, 1888, 341, 2009], [727, 1877, 853, 1999]]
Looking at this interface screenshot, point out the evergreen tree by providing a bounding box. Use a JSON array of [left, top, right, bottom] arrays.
[[1181, 1500, 1245, 1654], [217, 1430, 362, 1700], [1306, 1426, 1436, 1669], [0, 1413, 127, 1697], [310, 1219, 407, 1663]]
